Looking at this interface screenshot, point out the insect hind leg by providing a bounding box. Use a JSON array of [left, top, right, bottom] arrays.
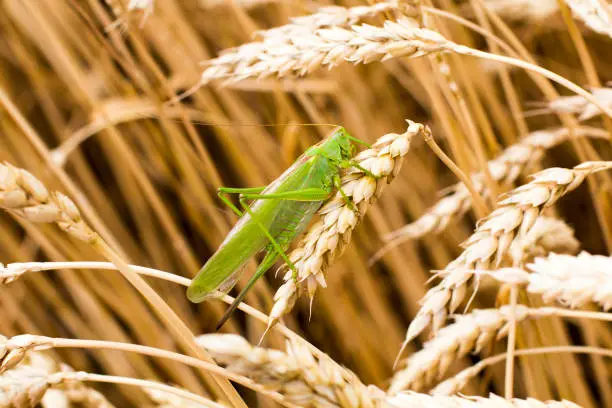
[[238, 197, 300, 281]]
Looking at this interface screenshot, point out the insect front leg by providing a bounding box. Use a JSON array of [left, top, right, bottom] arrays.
[[333, 174, 358, 212], [217, 186, 266, 217]]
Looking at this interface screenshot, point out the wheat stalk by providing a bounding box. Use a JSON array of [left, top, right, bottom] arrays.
[[267, 121, 424, 330], [386, 392, 582, 407], [196, 333, 381, 408], [380, 127, 605, 250], [563, 0, 612, 39], [400, 161, 612, 349]]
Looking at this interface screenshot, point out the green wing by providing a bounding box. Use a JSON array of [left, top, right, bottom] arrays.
[[187, 151, 335, 303]]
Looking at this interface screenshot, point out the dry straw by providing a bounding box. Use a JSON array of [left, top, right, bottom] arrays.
[[379, 127, 606, 252], [267, 121, 425, 330], [401, 161, 612, 349]]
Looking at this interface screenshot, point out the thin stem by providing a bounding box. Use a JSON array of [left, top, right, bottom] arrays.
[[449, 46, 612, 119], [0, 260, 334, 363], [422, 7, 516, 58], [532, 307, 612, 322], [443, 346, 612, 394], [28, 335, 296, 408], [505, 285, 519, 399], [56, 372, 224, 408], [423, 127, 490, 215]]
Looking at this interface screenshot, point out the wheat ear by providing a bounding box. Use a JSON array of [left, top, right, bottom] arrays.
[[538, 87, 612, 121], [486, 251, 612, 311], [400, 161, 612, 350], [0, 349, 115, 408], [196, 334, 382, 408], [267, 121, 424, 331], [562, 0, 612, 39], [389, 305, 533, 393], [386, 392, 583, 407], [199, 18, 452, 85], [380, 127, 603, 249]]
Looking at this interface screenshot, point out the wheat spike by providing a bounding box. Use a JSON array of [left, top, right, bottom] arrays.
[[563, 0, 612, 39], [487, 252, 612, 311], [543, 87, 612, 120], [0, 365, 52, 408], [266, 121, 423, 331], [196, 333, 381, 408], [386, 392, 583, 407], [401, 161, 612, 348], [389, 305, 533, 393], [199, 18, 451, 85], [383, 127, 599, 246]]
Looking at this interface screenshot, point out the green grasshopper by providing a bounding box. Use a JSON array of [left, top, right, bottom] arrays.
[[187, 127, 368, 329]]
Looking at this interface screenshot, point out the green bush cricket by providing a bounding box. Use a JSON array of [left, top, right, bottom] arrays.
[[187, 126, 370, 329]]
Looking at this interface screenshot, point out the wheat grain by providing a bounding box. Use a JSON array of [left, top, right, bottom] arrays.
[[507, 216, 579, 264], [386, 392, 582, 407], [401, 161, 612, 348], [382, 127, 602, 247], [563, 0, 612, 39], [197, 333, 381, 408], [0, 163, 97, 244], [267, 121, 423, 330]]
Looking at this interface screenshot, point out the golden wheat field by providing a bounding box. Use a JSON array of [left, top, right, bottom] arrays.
[[1, 0, 612, 407]]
